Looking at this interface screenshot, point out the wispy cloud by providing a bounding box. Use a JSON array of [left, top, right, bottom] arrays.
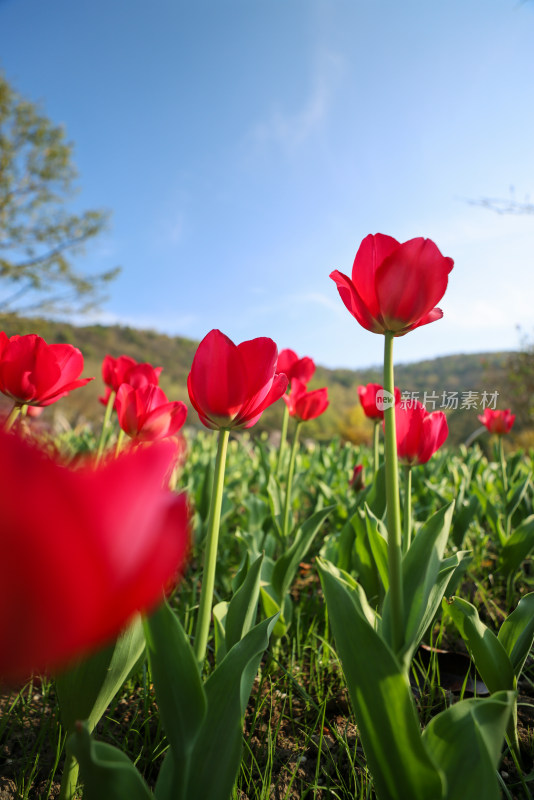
[[245, 50, 344, 155]]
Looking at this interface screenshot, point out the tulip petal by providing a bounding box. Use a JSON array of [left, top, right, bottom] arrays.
[[188, 330, 248, 427], [330, 270, 383, 333], [375, 239, 453, 332]]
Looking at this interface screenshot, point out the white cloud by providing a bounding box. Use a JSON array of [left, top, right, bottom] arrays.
[[245, 50, 344, 155]]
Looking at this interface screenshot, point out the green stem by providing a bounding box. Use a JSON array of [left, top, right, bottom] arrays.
[[499, 435, 508, 495], [4, 403, 21, 431], [372, 419, 380, 474], [114, 428, 126, 458], [383, 332, 404, 653], [402, 465, 412, 554], [59, 751, 79, 800], [96, 390, 116, 463], [276, 403, 290, 475], [283, 420, 302, 538], [194, 427, 230, 665]]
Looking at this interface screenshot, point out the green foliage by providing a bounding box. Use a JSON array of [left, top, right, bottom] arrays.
[[0, 73, 119, 315]]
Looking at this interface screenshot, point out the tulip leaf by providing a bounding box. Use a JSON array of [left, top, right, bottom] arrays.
[[451, 495, 478, 548], [382, 502, 455, 658], [505, 473, 532, 520], [317, 558, 444, 800], [186, 614, 279, 800], [212, 601, 228, 663], [56, 615, 146, 734], [266, 473, 284, 540], [497, 592, 534, 678], [364, 463, 387, 519], [422, 691, 515, 800], [444, 597, 515, 692], [363, 504, 389, 593], [271, 505, 335, 601], [143, 601, 207, 796], [68, 722, 153, 800], [498, 514, 534, 579], [225, 553, 264, 652]]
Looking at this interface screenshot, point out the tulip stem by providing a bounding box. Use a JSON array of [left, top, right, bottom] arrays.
[[96, 390, 116, 463], [402, 465, 412, 554], [114, 428, 126, 458], [499, 436, 508, 495], [4, 403, 21, 431], [276, 403, 290, 475], [59, 751, 79, 800], [283, 420, 302, 538], [194, 427, 230, 666], [383, 332, 404, 654], [372, 420, 380, 474]]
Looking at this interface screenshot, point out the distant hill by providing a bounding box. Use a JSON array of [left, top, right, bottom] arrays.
[[0, 313, 517, 446]]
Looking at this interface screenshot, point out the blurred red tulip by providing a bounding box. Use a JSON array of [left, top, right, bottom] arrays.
[[187, 329, 288, 430], [0, 430, 189, 682], [276, 349, 315, 385], [116, 384, 188, 441], [0, 332, 93, 407], [349, 464, 365, 491], [283, 378, 329, 422], [330, 234, 453, 336], [478, 408, 515, 435], [394, 401, 448, 465], [358, 383, 401, 420]]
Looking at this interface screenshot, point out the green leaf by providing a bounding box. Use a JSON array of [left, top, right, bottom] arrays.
[[444, 597, 515, 692], [363, 504, 389, 593], [271, 505, 335, 601], [266, 473, 284, 539], [212, 601, 228, 663], [186, 615, 279, 800], [506, 473, 532, 519], [498, 515, 534, 578], [382, 503, 454, 658], [422, 691, 515, 800], [259, 586, 287, 638], [56, 615, 145, 734], [68, 722, 152, 800], [317, 558, 444, 800], [225, 553, 264, 651], [364, 462, 387, 519], [144, 601, 207, 798], [497, 592, 534, 678], [451, 495, 478, 548]]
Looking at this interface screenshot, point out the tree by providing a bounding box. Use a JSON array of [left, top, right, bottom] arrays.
[[0, 73, 119, 315]]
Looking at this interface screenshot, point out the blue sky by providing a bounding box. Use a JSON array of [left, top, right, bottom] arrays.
[[0, 0, 533, 369]]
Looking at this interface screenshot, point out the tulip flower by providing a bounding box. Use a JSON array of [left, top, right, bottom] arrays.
[[330, 233, 454, 337], [391, 401, 448, 552], [99, 357, 162, 404], [358, 383, 401, 420], [478, 408, 515, 436], [349, 464, 365, 492], [276, 350, 315, 474], [358, 382, 401, 474], [187, 329, 288, 430], [0, 333, 93, 411], [0, 430, 189, 683], [478, 408, 515, 493], [394, 401, 448, 466], [276, 349, 315, 385], [283, 378, 329, 422], [116, 384, 188, 442]]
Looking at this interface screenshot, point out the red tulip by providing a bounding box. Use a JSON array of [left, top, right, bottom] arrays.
[[283, 378, 329, 421], [349, 464, 365, 491], [358, 383, 401, 420], [330, 234, 454, 336], [393, 401, 448, 465], [187, 329, 288, 430], [116, 384, 188, 442], [0, 332, 93, 407], [478, 408, 515, 435], [276, 349, 315, 385], [0, 430, 189, 682], [100, 356, 162, 405]]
